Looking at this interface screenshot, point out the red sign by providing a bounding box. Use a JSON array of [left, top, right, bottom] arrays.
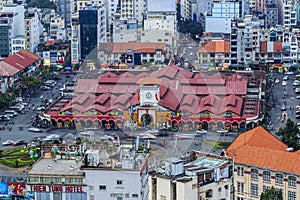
[[8, 182, 26, 195], [29, 185, 83, 193]]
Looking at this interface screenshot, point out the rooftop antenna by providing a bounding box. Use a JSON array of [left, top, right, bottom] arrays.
[[173, 136, 179, 157]]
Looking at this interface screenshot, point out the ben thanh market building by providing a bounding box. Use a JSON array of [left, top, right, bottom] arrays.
[[43, 64, 265, 131]]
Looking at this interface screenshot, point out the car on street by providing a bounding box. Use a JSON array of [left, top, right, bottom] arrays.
[[43, 134, 61, 142], [296, 96, 300, 99], [146, 129, 159, 134], [275, 79, 280, 83], [13, 140, 26, 146], [53, 76, 62, 80], [4, 110, 17, 117], [293, 80, 300, 86], [0, 115, 10, 121], [41, 85, 51, 90], [28, 128, 43, 133], [282, 81, 287, 86], [285, 71, 294, 75], [2, 140, 14, 146], [36, 106, 45, 111], [80, 131, 94, 136], [281, 104, 286, 111], [196, 129, 207, 136], [295, 88, 300, 93], [217, 129, 228, 133], [296, 115, 300, 119], [283, 76, 289, 81]]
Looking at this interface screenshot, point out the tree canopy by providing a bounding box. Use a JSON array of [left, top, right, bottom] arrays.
[[176, 3, 203, 37], [21, 76, 42, 90], [275, 118, 300, 151], [260, 186, 283, 200], [26, 0, 56, 10]]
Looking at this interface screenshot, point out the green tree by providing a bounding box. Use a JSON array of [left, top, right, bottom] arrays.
[[26, 0, 56, 10], [260, 186, 283, 200], [0, 93, 14, 111], [21, 76, 42, 90], [275, 118, 300, 151]]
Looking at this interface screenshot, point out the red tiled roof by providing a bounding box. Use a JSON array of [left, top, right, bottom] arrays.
[[198, 40, 230, 53], [75, 79, 98, 93], [273, 41, 282, 52], [218, 95, 243, 115], [137, 76, 162, 85], [0, 50, 40, 77], [260, 41, 267, 53], [61, 64, 252, 116], [159, 88, 183, 111], [95, 93, 110, 105], [114, 93, 132, 105], [45, 40, 59, 47], [198, 94, 221, 113], [0, 62, 19, 76], [177, 94, 200, 114], [226, 126, 300, 174], [151, 64, 193, 80]]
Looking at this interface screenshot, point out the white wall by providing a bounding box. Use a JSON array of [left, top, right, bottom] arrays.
[[84, 169, 144, 200], [205, 18, 231, 33]]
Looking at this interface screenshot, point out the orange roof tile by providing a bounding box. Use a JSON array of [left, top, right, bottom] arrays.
[[137, 76, 162, 85], [226, 126, 300, 174], [260, 41, 267, 53], [198, 40, 230, 53], [273, 41, 282, 53]]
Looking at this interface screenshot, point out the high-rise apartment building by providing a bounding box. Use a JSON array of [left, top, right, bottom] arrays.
[[0, 4, 24, 57], [79, 4, 106, 60], [205, 0, 244, 34], [24, 8, 42, 53]]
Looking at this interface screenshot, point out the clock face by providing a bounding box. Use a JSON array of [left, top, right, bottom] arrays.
[[145, 92, 152, 99]]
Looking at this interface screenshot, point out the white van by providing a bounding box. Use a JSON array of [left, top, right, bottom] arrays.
[[4, 110, 17, 116]]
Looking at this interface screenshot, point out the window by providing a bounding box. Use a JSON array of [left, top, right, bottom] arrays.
[[276, 174, 283, 184], [160, 195, 166, 200], [117, 180, 123, 185], [263, 171, 271, 182], [132, 194, 138, 198], [288, 176, 296, 187], [237, 182, 244, 193], [263, 185, 270, 192], [206, 189, 213, 198], [251, 169, 258, 179], [99, 185, 106, 190], [251, 183, 258, 196], [288, 191, 296, 200]]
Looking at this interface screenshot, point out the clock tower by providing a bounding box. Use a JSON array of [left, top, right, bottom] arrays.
[[137, 77, 161, 106]]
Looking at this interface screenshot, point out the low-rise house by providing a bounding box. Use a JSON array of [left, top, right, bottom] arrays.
[[0, 50, 41, 92], [225, 126, 300, 200], [148, 151, 233, 200]]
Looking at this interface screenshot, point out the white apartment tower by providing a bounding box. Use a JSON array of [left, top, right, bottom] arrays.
[[119, 0, 145, 23], [205, 0, 243, 34], [282, 0, 297, 29], [142, 0, 177, 48], [180, 0, 192, 20], [24, 8, 42, 53], [0, 0, 13, 11], [0, 4, 24, 57], [50, 15, 66, 40], [71, 13, 80, 65]]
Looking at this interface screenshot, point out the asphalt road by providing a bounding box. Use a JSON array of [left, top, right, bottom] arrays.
[[0, 73, 74, 149], [267, 72, 299, 133]]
